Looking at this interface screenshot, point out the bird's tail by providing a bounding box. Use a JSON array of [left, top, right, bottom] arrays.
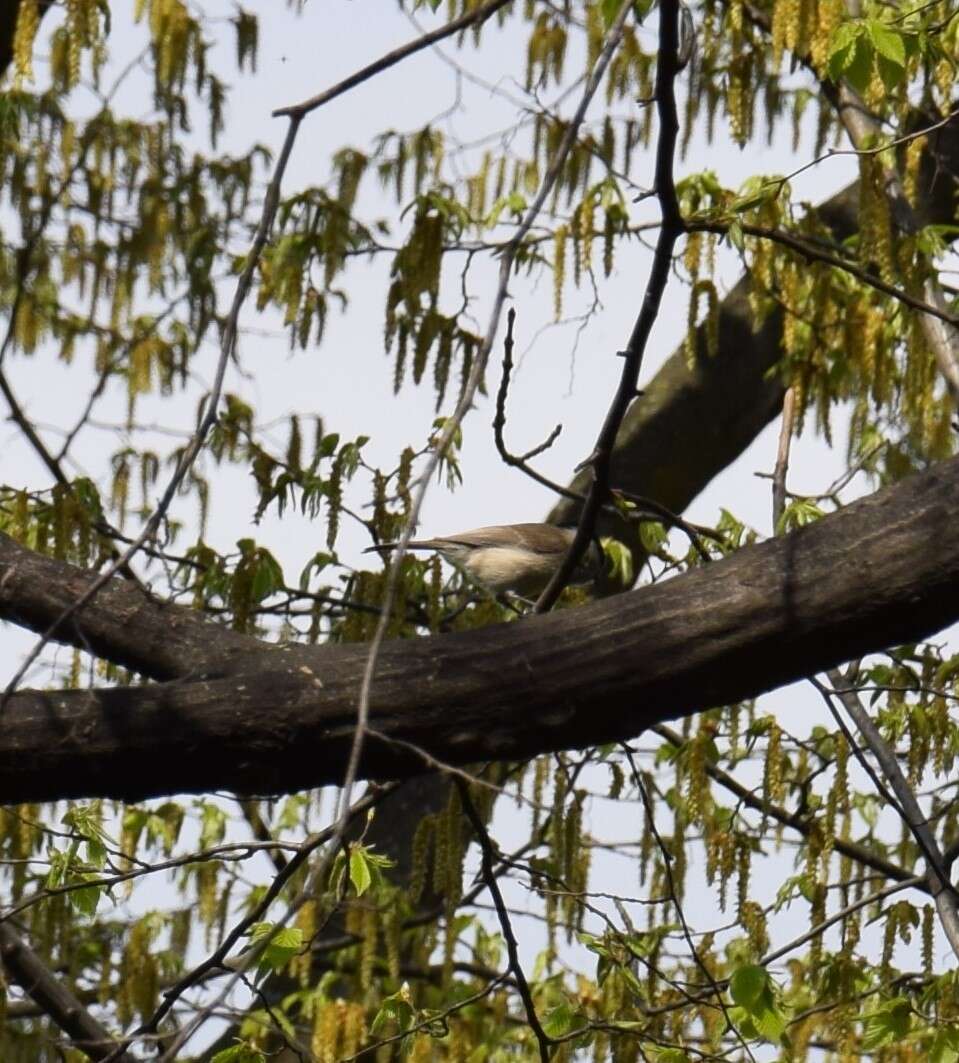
[[363, 540, 436, 554]]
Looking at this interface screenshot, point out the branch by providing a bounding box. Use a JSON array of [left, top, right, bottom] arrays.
[[688, 220, 959, 328], [535, 0, 685, 612], [0, 922, 136, 1062], [2, 454, 959, 802], [821, 670, 959, 961], [272, 0, 513, 118], [458, 781, 550, 1061], [651, 723, 922, 888], [0, 531, 271, 681]]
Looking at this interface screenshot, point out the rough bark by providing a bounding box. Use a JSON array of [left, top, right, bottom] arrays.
[[2, 453, 958, 804], [0, 533, 272, 681]]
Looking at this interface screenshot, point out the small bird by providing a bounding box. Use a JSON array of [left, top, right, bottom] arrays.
[[365, 523, 604, 598]]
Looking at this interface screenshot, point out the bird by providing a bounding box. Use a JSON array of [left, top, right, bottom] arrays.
[[365, 523, 605, 598]]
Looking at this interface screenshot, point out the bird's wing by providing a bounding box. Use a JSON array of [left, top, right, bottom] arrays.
[[435, 524, 573, 553], [365, 525, 574, 554]]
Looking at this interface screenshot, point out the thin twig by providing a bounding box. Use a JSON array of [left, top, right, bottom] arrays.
[[494, 307, 563, 469], [273, 0, 512, 118], [817, 671, 959, 961], [688, 220, 959, 329], [457, 780, 551, 1062], [758, 106, 959, 196], [493, 311, 716, 561], [535, 0, 686, 612]]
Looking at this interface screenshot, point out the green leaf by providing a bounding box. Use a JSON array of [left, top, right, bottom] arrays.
[[211, 1044, 267, 1063], [69, 881, 103, 917], [349, 846, 373, 897], [777, 498, 824, 534], [602, 537, 634, 587], [249, 923, 303, 974], [844, 38, 875, 94], [827, 22, 862, 81], [645, 1049, 688, 1063], [930, 1025, 959, 1063], [876, 53, 905, 91], [600, 0, 622, 27], [729, 966, 788, 1044], [542, 1001, 576, 1037], [299, 551, 334, 589], [250, 550, 284, 602], [638, 519, 667, 555], [730, 965, 767, 1008], [370, 984, 415, 1035], [866, 20, 906, 67], [728, 219, 745, 252], [861, 998, 912, 1050], [752, 995, 787, 1043]]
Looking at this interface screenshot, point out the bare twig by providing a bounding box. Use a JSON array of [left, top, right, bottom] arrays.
[[535, 0, 686, 612], [759, 106, 959, 196], [273, 0, 513, 118], [457, 780, 551, 1062], [493, 308, 563, 470], [493, 311, 716, 561], [818, 671, 959, 962]]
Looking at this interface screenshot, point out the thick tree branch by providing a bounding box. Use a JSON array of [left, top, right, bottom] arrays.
[[549, 115, 959, 544], [0, 532, 272, 680], [1, 455, 959, 803]]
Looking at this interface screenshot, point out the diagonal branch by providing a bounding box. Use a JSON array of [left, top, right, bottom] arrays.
[[651, 723, 921, 889], [821, 670, 959, 961], [0, 531, 270, 680], [273, 0, 514, 118], [0, 922, 136, 1062]]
